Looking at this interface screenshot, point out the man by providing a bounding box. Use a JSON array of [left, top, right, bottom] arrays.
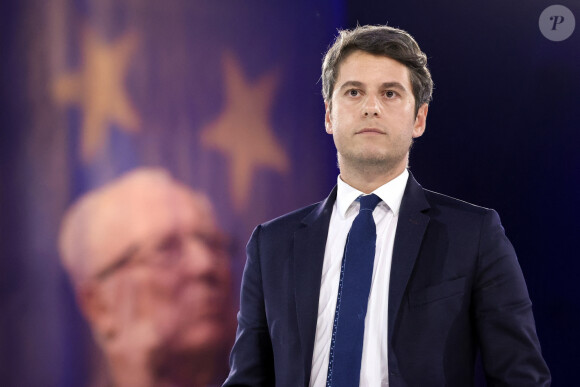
[[59, 168, 236, 387], [223, 25, 550, 386]]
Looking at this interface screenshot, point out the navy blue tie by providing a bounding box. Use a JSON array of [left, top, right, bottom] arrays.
[[326, 193, 382, 387]]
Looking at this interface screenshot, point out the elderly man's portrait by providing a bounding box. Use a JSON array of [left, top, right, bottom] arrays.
[[0, 1, 578, 386], [59, 168, 235, 386]]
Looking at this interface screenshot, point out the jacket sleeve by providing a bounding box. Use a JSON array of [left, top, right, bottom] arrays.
[[473, 209, 551, 386], [222, 225, 275, 386]]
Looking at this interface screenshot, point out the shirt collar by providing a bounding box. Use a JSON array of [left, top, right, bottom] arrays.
[[336, 169, 409, 219]]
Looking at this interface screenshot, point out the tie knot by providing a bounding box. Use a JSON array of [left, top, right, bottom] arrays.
[[359, 193, 381, 211]]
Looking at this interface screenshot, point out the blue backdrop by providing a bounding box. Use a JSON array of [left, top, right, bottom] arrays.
[[346, 0, 580, 383]]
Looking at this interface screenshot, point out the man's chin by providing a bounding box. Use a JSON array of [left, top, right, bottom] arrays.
[[340, 149, 408, 170], [168, 321, 230, 354]]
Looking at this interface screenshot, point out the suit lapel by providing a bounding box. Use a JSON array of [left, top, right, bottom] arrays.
[[388, 173, 430, 344], [290, 176, 429, 379], [293, 186, 336, 384]]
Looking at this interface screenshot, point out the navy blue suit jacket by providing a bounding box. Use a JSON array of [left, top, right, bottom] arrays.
[[224, 173, 550, 386]]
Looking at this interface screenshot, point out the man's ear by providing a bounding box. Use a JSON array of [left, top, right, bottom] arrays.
[[412, 103, 428, 138], [325, 101, 333, 134], [78, 282, 117, 343]]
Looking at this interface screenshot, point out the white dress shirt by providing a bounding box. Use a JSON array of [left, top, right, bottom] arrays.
[[309, 169, 409, 387]]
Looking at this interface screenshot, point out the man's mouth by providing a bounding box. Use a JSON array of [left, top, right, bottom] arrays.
[[356, 128, 385, 134]]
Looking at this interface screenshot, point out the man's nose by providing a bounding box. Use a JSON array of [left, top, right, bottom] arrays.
[[180, 236, 228, 279], [182, 243, 216, 274], [362, 94, 381, 117]]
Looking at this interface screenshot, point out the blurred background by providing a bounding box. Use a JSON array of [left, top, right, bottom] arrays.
[[0, 0, 578, 385]]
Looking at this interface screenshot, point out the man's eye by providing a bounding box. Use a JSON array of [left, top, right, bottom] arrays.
[[157, 235, 182, 254], [385, 90, 396, 98], [348, 89, 359, 97]]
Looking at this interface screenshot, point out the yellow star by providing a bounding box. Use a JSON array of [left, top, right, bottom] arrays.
[[200, 52, 290, 212], [52, 26, 140, 163]]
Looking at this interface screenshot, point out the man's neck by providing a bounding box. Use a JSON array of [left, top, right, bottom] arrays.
[[339, 160, 407, 194]]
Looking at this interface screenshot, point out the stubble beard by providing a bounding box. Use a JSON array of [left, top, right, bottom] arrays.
[[336, 142, 411, 178]]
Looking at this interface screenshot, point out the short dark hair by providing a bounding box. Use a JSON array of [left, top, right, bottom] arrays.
[[322, 25, 433, 115]]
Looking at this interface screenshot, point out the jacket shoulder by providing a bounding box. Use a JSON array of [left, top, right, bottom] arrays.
[[423, 188, 492, 216], [260, 201, 322, 231]]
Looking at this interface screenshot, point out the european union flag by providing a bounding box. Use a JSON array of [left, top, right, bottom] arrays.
[[0, 1, 341, 385]]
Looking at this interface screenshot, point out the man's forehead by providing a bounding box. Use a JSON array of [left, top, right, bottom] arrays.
[[335, 50, 411, 85], [84, 183, 215, 278]]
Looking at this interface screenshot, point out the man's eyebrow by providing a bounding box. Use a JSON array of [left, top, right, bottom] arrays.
[[337, 80, 365, 91], [380, 82, 408, 92], [337, 80, 409, 93]]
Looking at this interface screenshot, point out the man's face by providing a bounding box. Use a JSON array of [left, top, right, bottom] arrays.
[[87, 189, 235, 361], [325, 50, 428, 174]]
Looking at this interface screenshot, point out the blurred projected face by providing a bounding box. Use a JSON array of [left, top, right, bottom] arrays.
[[91, 186, 234, 359]]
